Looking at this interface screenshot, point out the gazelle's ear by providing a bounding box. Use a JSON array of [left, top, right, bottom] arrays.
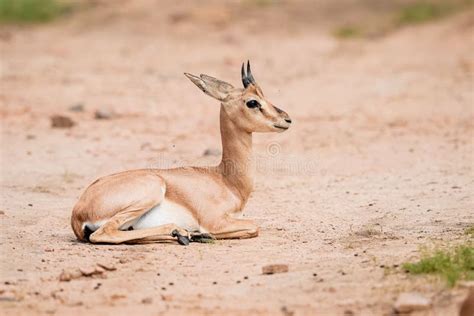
[[184, 73, 234, 101]]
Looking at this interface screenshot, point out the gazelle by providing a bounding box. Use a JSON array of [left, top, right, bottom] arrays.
[[71, 62, 291, 245]]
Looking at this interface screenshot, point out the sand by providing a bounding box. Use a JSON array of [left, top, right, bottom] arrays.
[[1, 1, 473, 315]]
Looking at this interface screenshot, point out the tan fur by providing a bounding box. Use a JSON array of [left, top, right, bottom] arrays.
[[71, 64, 291, 244]]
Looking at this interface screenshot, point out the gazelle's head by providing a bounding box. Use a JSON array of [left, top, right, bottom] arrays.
[[185, 61, 291, 133]]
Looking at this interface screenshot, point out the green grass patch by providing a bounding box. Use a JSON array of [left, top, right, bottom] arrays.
[[403, 242, 474, 287], [333, 25, 362, 39], [398, 1, 473, 25], [244, 0, 278, 7], [0, 0, 70, 23]]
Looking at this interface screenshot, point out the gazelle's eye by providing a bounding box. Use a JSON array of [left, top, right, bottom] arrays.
[[246, 100, 260, 109]]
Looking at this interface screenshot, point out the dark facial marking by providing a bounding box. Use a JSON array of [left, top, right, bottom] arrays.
[[274, 106, 284, 114]]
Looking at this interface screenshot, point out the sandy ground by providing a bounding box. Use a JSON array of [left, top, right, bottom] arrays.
[[1, 1, 473, 315]]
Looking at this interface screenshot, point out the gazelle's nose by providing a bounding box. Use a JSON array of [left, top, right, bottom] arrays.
[[285, 118, 292, 124]]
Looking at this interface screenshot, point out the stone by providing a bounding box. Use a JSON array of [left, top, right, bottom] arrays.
[[459, 281, 474, 289], [69, 103, 84, 112], [59, 269, 82, 282], [460, 288, 474, 316], [161, 294, 173, 301], [97, 262, 117, 271], [393, 292, 431, 313], [51, 115, 75, 128], [79, 266, 104, 276], [262, 264, 289, 275], [94, 109, 115, 120]]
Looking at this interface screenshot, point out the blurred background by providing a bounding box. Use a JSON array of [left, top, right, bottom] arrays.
[[1, 0, 472, 168], [1, 1, 473, 315]]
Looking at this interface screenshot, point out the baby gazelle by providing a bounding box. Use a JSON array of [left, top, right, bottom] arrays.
[[71, 62, 291, 244]]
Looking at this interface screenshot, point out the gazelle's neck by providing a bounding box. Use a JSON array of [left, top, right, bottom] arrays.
[[218, 105, 254, 201]]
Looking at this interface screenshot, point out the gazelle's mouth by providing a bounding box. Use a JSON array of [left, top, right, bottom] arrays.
[[273, 124, 289, 130]]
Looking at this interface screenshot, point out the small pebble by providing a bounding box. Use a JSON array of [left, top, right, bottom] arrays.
[[69, 103, 84, 112], [51, 115, 75, 128], [94, 109, 114, 120], [262, 264, 289, 275]]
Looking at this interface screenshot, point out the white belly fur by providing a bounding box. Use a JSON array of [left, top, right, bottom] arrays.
[[132, 199, 200, 232]]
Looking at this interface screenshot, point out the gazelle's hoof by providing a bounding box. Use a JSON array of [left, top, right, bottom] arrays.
[[190, 233, 215, 243], [171, 229, 190, 246], [177, 235, 190, 246]]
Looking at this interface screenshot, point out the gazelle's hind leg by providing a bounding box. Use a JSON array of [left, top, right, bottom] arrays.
[[91, 222, 190, 244], [210, 215, 259, 240], [89, 200, 190, 244]]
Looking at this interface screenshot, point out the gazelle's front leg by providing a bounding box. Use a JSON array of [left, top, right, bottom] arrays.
[[210, 215, 259, 239]]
